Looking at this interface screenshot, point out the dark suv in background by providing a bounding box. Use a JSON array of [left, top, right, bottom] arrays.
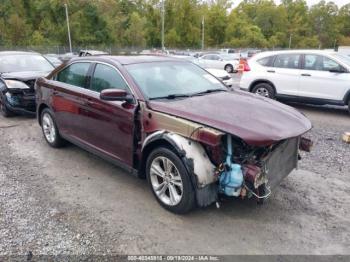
[[0, 51, 54, 117]]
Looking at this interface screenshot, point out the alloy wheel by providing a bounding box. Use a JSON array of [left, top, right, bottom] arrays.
[[42, 113, 56, 143], [150, 156, 183, 206]]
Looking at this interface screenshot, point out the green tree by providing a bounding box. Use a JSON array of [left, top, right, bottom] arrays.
[[309, 1, 340, 48], [125, 12, 147, 48]]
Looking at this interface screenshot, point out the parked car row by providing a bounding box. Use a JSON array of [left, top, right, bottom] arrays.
[[1, 51, 313, 214]]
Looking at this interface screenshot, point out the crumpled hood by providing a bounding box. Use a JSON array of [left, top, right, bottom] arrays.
[[1, 71, 50, 81], [148, 90, 312, 146]]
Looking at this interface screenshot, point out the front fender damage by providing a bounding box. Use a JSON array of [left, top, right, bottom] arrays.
[[142, 131, 219, 207]]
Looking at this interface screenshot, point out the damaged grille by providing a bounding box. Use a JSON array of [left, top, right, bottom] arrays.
[[264, 137, 299, 189], [24, 79, 36, 89]]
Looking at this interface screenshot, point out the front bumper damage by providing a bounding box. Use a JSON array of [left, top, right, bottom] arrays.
[[140, 102, 313, 208], [1, 86, 36, 116]]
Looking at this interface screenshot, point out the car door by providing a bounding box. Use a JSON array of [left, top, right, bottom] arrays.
[[299, 54, 349, 100], [78, 63, 136, 166], [269, 53, 301, 96], [51, 62, 92, 137]]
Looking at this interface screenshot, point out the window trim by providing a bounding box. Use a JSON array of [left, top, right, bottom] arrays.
[[53, 60, 136, 99], [271, 53, 302, 70], [257, 55, 274, 67], [88, 62, 133, 95], [301, 54, 347, 72], [54, 61, 93, 90]]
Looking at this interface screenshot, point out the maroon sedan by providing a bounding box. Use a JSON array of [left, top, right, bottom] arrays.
[[36, 56, 312, 214]]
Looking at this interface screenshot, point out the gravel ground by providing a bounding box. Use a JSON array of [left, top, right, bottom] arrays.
[[0, 103, 349, 256]]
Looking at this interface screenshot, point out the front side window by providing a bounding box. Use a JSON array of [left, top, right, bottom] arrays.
[[126, 62, 226, 99], [56, 63, 90, 88], [304, 54, 343, 71], [273, 54, 300, 69], [90, 64, 128, 93]]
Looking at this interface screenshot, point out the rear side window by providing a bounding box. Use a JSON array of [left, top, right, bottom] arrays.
[[273, 54, 300, 69], [257, 56, 273, 66], [90, 64, 128, 93], [56, 62, 90, 88]]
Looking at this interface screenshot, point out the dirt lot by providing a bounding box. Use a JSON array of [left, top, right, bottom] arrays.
[[0, 103, 349, 256]]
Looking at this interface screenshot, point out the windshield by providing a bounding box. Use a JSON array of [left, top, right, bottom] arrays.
[[0, 54, 54, 72], [126, 62, 226, 99], [333, 54, 350, 66]]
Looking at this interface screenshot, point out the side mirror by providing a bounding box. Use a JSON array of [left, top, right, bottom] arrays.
[[100, 89, 134, 103]]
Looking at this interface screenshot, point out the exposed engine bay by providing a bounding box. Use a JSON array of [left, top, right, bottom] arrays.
[[139, 101, 313, 208]]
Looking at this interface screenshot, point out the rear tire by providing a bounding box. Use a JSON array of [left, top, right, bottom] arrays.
[[146, 147, 196, 214], [348, 100, 350, 115], [251, 83, 275, 99], [41, 108, 66, 148]]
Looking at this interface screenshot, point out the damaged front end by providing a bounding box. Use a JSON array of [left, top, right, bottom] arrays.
[[139, 101, 312, 208], [0, 79, 36, 115]]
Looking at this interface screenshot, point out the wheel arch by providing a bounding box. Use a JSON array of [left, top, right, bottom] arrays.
[[37, 103, 50, 126], [140, 131, 216, 189], [139, 132, 186, 179], [343, 89, 350, 104]]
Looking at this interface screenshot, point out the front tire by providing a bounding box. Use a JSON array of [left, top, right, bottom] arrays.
[[146, 147, 195, 214], [41, 108, 66, 148], [251, 83, 275, 99]]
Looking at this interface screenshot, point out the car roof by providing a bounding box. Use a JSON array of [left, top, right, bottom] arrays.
[[0, 51, 41, 56], [70, 55, 185, 65], [254, 49, 337, 59]]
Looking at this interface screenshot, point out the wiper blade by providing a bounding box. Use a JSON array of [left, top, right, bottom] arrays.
[[191, 88, 227, 96], [149, 94, 191, 100]]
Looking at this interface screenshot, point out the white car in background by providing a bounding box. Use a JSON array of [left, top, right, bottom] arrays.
[[239, 50, 350, 112], [170, 55, 234, 87], [206, 68, 234, 87], [197, 53, 239, 73]]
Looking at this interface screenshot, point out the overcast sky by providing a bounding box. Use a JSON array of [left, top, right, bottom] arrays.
[[232, 0, 350, 8]]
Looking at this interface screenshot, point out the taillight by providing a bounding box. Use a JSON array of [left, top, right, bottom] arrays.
[[243, 61, 250, 72]]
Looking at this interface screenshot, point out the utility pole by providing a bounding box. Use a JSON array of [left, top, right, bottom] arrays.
[[161, 0, 165, 51], [201, 16, 205, 50], [288, 33, 292, 49], [64, 3, 72, 53]]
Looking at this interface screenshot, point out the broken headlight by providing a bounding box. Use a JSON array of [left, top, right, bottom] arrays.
[[5, 80, 31, 90]]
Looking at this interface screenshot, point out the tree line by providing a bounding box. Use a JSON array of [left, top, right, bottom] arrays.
[[0, 0, 349, 50]]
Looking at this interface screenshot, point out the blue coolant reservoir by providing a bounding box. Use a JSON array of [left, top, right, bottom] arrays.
[[219, 135, 243, 197], [219, 164, 243, 196]]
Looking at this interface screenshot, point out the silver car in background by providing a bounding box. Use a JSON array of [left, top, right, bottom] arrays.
[[197, 53, 239, 73]]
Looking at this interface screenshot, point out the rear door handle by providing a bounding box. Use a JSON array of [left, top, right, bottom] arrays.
[[301, 73, 311, 76], [267, 70, 275, 73]]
